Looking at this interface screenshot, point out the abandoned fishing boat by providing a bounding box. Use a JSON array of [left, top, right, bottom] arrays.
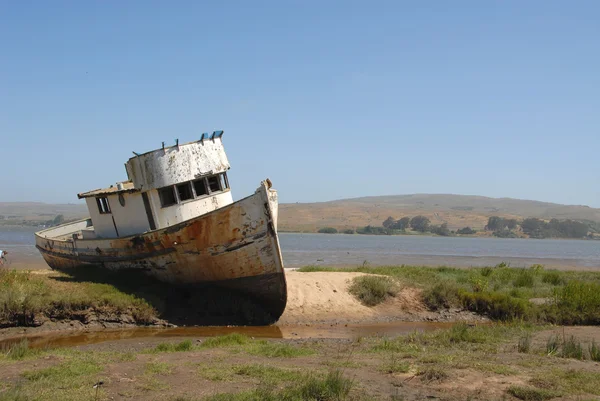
[[34, 132, 287, 322]]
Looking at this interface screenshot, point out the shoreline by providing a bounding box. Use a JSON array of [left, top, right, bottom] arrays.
[[4, 248, 600, 271]]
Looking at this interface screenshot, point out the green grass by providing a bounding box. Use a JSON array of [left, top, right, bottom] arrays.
[[1, 339, 39, 361], [203, 369, 355, 401], [199, 333, 250, 348], [0, 269, 157, 327], [507, 385, 559, 400], [348, 275, 398, 306], [145, 361, 173, 375], [380, 354, 410, 374], [530, 369, 600, 397], [196, 334, 314, 358], [13, 352, 105, 401], [151, 339, 194, 353], [247, 340, 315, 358], [589, 341, 600, 362], [233, 364, 304, 383], [417, 367, 448, 382]]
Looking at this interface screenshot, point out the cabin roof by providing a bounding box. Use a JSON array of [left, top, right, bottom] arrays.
[[77, 181, 140, 199], [127, 131, 224, 161]]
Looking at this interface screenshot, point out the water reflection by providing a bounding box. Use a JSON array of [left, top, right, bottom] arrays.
[[0, 321, 455, 350]]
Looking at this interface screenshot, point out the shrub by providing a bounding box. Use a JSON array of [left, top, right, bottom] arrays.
[[561, 336, 584, 360], [422, 282, 461, 310], [341, 229, 355, 234], [348, 276, 398, 307], [468, 276, 489, 292], [513, 269, 535, 288], [456, 227, 476, 235], [459, 291, 530, 321], [518, 334, 531, 353], [546, 335, 560, 356], [551, 281, 600, 324], [417, 367, 448, 382], [589, 341, 600, 362], [299, 370, 353, 400], [542, 271, 563, 285], [318, 227, 338, 234]]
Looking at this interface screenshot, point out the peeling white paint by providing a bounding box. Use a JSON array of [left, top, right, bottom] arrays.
[[125, 138, 230, 190]]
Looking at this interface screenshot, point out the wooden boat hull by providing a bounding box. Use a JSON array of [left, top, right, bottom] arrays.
[[34, 181, 287, 322]]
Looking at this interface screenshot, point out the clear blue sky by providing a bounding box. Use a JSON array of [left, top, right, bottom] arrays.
[[1, 1, 599, 207]]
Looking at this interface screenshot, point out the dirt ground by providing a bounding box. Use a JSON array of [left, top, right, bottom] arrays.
[[2, 326, 600, 400]]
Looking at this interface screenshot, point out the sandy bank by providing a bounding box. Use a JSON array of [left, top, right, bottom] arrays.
[[279, 271, 482, 325]]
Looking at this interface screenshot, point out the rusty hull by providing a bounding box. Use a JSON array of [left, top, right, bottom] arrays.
[[35, 181, 287, 321]]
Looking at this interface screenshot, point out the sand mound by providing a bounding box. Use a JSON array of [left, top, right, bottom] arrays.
[[279, 271, 429, 324]]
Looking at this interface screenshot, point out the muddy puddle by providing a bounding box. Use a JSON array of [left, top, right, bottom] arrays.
[[0, 321, 454, 350]]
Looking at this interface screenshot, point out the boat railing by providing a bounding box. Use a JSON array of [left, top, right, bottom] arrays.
[[35, 218, 93, 239]]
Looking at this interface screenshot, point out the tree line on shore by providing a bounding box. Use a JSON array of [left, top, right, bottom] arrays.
[[318, 215, 594, 239], [486, 216, 591, 239], [318, 215, 474, 236]]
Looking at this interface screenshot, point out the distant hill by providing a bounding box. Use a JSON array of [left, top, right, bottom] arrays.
[[278, 194, 600, 232], [2, 195, 599, 233], [0, 202, 87, 226]]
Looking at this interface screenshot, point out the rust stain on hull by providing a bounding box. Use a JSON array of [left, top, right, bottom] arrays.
[[35, 184, 287, 321]]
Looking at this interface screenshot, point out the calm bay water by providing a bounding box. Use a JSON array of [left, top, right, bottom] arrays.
[[1, 227, 598, 269], [279, 233, 600, 268]]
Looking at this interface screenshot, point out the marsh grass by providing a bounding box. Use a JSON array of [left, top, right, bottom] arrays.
[[348, 276, 398, 306], [1, 339, 38, 360], [0, 270, 156, 327]]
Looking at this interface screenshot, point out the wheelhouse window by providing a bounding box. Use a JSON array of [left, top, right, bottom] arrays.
[[158, 172, 230, 208], [207, 176, 221, 193], [177, 182, 193, 202], [96, 197, 111, 214], [193, 178, 208, 197], [220, 173, 229, 190], [159, 186, 177, 208]]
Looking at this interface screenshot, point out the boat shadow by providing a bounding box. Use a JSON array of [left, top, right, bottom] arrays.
[[50, 266, 278, 326]]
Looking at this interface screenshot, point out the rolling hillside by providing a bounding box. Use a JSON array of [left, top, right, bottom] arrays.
[[278, 194, 600, 232], [2, 195, 599, 234]]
